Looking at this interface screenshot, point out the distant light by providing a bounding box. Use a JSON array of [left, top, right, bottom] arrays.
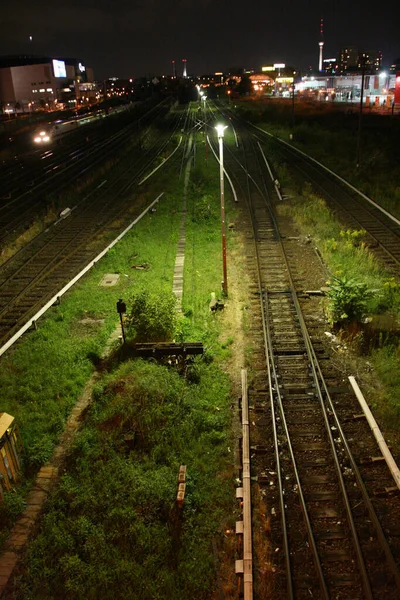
[[274, 63, 285, 69], [42, 136, 50, 142], [379, 72, 387, 78]]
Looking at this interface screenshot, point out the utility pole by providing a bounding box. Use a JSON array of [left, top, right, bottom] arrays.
[[215, 125, 228, 297]]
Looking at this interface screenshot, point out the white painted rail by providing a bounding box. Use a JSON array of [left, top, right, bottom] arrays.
[[252, 123, 400, 228], [139, 137, 182, 185], [0, 194, 164, 359], [349, 376, 400, 490]]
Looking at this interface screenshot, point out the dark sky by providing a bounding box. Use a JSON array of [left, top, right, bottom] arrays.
[[2, 0, 400, 79]]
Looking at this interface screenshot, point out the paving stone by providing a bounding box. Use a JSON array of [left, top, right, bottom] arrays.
[[37, 466, 58, 478], [8, 532, 29, 548], [23, 505, 42, 519], [26, 491, 47, 506]]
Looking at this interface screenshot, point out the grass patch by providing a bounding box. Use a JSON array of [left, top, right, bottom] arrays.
[[7, 111, 238, 598], [0, 188, 182, 530], [277, 188, 400, 318], [14, 359, 234, 600]]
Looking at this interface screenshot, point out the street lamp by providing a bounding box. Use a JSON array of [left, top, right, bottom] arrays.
[[202, 95, 208, 163], [215, 124, 228, 296]]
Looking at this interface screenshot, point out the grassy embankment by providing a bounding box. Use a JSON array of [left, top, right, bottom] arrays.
[[257, 131, 400, 443], [2, 127, 238, 599], [237, 99, 400, 219]]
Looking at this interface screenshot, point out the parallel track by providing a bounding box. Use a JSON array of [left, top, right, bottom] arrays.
[[219, 120, 400, 599], [251, 126, 400, 276], [0, 100, 170, 247], [0, 107, 188, 350]]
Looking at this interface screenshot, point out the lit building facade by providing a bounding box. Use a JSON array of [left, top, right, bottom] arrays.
[[0, 55, 94, 113]]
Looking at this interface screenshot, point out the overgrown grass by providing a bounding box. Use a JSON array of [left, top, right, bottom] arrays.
[[0, 189, 182, 535], [277, 188, 400, 317], [14, 359, 234, 600], [5, 113, 238, 598]]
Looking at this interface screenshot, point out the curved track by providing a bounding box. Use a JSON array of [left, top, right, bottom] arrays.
[[251, 125, 400, 276], [0, 100, 169, 247], [0, 106, 188, 351], [216, 116, 400, 599]]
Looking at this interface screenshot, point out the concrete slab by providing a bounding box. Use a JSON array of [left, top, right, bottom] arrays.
[[99, 274, 120, 287]]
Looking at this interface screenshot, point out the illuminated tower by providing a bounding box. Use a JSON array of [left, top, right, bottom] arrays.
[[319, 17, 324, 72], [182, 59, 187, 78]]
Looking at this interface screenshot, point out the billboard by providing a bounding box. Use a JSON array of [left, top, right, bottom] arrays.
[[52, 59, 67, 78], [395, 72, 400, 106]]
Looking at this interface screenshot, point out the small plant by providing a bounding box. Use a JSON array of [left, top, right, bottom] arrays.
[[326, 275, 376, 325], [339, 228, 367, 248], [192, 194, 217, 223], [127, 290, 178, 342]]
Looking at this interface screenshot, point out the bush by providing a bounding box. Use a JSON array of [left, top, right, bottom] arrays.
[[326, 275, 376, 325], [192, 194, 217, 223], [127, 290, 178, 342]]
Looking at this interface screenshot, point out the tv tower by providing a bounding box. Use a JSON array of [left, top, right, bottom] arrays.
[[318, 17, 324, 72], [182, 58, 187, 78]]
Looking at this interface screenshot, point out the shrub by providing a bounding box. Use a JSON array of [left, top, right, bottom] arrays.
[[192, 194, 217, 223], [326, 275, 376, 325], [127, 290, 178, 342]]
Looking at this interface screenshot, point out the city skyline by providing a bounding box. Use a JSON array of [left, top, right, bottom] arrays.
[[2, 0, 400, 79]]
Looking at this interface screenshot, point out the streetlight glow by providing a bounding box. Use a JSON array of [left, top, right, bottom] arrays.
[[215, 124, 227, 138]]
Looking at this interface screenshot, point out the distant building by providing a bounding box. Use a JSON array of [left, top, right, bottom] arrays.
[[339, 47, 359, 72], [296, 72, 396, 107], [0, 55, 94, 113], [338, 47, 381, 74], [323, 58, 338, 75]]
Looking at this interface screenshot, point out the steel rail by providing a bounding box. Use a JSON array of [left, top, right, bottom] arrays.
[[0, 101, 171, 244], [248, 122, 400, 228], [253, 132, 400, 272], [247, 147, 332, 598], [0, 193, 164, 358], [238, 130, 295, 600], [259, 140, 400, 595], [0, 109, 183, 280], [0, 112, 184, 347], [228, 123, 376, 598]]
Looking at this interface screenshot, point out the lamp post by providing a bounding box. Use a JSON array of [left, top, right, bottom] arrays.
[[202, 95, 208, 163], [215, 124, 228, 296]]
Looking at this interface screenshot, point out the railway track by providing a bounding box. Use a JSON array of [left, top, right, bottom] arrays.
[[0, 107, 188, 351], [250, 125, 400, 276], [217, 119, 400, 599], [0, 100, 170, 247]]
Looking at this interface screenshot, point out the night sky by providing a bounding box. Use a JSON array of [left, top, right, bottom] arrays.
[[2, 1, 400, 79]]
